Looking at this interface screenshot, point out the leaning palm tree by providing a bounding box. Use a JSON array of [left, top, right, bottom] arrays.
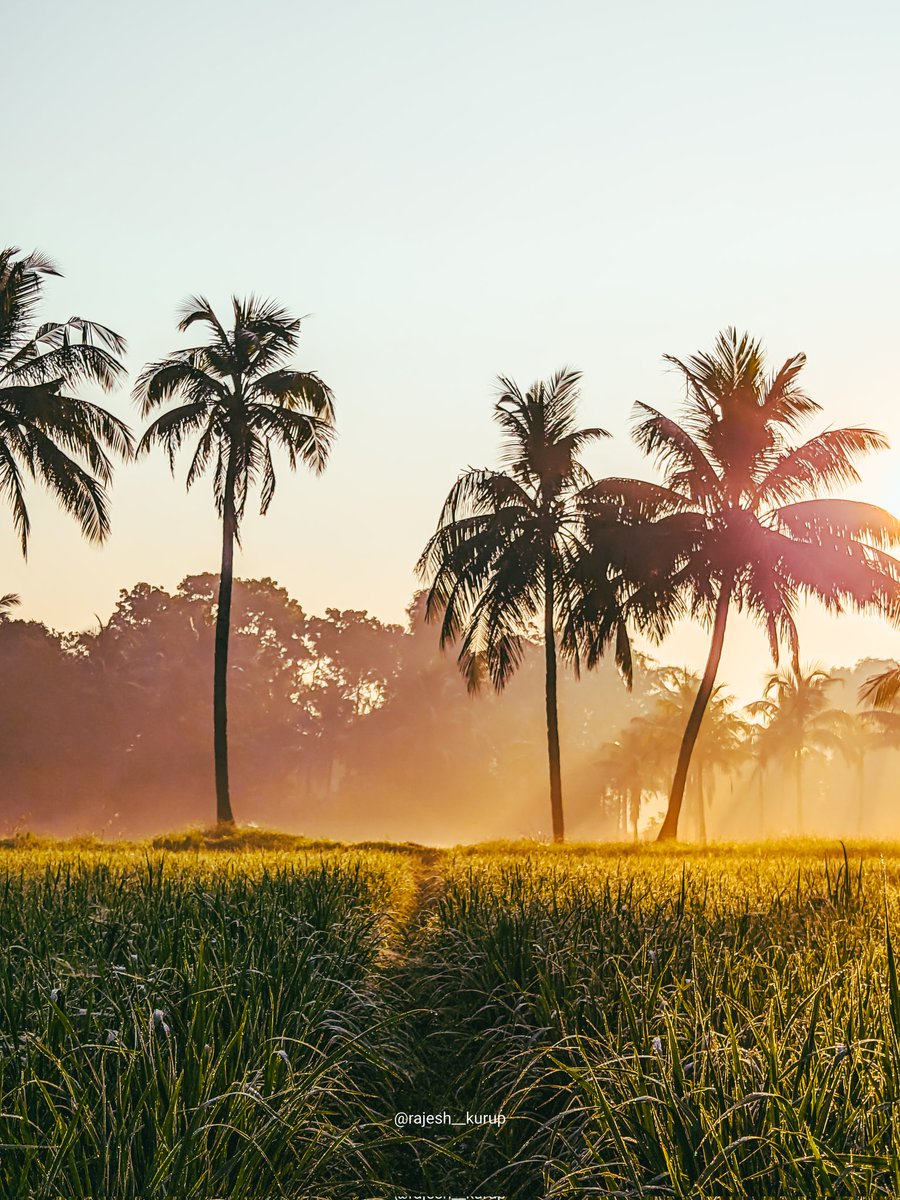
[[587, 328, 900, 839], [134, 296, 335, 825], [416, 369, 630, 843], [0, 247, 132, 552]]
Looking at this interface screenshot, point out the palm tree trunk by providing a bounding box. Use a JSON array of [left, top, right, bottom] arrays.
[[543, 557, 564, 843], [658, 580, 732, 841], [795, 750, 803, 835], [213, 456, 237, 826]]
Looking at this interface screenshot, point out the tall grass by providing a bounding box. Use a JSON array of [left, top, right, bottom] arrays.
[[0, 849, 413, 1199], [4, 842, 900, 1197], [397, 847, 900, 1197]]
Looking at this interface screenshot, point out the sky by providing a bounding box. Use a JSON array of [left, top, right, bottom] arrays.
[[4, 0, 900, 701]]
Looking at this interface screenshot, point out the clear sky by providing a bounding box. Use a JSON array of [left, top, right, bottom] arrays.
[[4, 0, 900, 700]]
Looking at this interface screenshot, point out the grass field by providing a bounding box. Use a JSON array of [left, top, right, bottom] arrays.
[[3, 837, 900, 1198]]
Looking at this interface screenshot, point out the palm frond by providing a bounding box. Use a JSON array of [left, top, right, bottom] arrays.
[[860, 666, 900, 711], [631, 402, 722, 506], [133, 357, 225, 418], [26, 425, 111, 545], [754, 427, 888, 506], [771, 499, 900, 549]]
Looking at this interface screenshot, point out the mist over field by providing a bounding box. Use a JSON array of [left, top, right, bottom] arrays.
[[1, 574, 895, 846]]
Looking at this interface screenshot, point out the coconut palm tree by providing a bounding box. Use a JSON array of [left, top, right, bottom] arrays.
[[603, 714, 671, 842], [633, 668, 750, 842], [853, 671, 900, 833], [587, 328, 900, 839], [748, 668, 850, 835], [134, 296, 335, 825], [843, 709, 900, 834], [0, 247, 132, 553], [416, 369, 631, 843], [597, 721, 658, 841]]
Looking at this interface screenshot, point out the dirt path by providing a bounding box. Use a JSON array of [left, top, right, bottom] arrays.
[[376, 847, 445, 969]]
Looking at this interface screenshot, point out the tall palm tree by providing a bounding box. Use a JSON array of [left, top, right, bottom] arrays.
[[748, 668, 849, 835], [134, 296, 335, 825], [416, 369, 630, 843], [588, 328, 900, 839], [0, 247, 132, 553]]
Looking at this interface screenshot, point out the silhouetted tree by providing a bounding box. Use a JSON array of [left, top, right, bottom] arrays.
[[417, 370, 630, 843], [134, 297, 335, 824], [748, 668, 848, 834], [591, 328, 900, 839], [0, 247, 131, 553], [637, 668, 750, 842], [597, 722, 657, 841]]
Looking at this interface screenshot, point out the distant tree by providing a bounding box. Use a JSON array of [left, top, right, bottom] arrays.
[[597, 721, 658, 841], [134, 297, 335, 824], [0, 247, 132, 553], [417, 369, 630, 843], [590, 328, 900, 839], [637, 668, 750, 842], [853, 666, 900, 833], [748, 668, 849, 834], [844, 709, 900, 834]]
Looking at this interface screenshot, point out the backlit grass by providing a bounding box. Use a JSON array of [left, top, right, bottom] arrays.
[[3, 839, 900, 1197]]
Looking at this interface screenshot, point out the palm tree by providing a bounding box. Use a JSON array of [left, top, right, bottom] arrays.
[[0, 247, 132, 553], [855, 671, 900, 833], [134, 296, 335, 825], [631, 668, 749, 841], [416, 369, 630, 843], [589, 328, 900, 839], [598, 716, 669, 841], [845, 709, 900, 834], [748, 668, 849, 835]]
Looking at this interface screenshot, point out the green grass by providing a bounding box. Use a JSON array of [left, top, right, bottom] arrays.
[[3, 838, 900, 1196]]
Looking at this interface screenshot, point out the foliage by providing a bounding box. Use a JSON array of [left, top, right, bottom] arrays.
[[0, 247, 132, 553], [134, 295, 334, 527]]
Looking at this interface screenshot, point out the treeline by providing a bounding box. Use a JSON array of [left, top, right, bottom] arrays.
[[0, 578, 641, 842], [1, 578, 897, 843]]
